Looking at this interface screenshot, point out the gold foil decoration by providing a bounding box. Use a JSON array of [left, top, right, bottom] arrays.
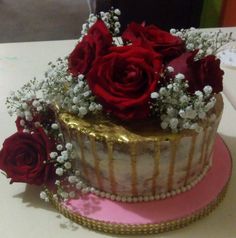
[[57, 94, 223, 145], [59, 112, 191, 144]]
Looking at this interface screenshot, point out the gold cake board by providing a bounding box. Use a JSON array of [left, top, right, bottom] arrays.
[[50, 185, 228, 235]]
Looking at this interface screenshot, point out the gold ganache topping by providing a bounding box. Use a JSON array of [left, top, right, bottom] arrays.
[[59, 113, 188, 143], [57, 94, 223, 143]]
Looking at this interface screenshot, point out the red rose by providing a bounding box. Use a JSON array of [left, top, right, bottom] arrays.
[[0, 128, 55, 185], [122, 22, 185, 60], [68, 20, 112, 76], [122, 22, 185, 59], [86, 45, 162, 120], [168, 51, 224, 93]]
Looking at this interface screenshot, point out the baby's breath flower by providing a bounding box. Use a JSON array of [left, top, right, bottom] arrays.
[[167, 66, 174, 73], [65, 143, 73, 150], [171, 28, 234, 59], [56, 144, 63, 151], [68, 176, 77, 184], [151, 67, 217, 132], [64, 162, 72, 170], [55, 168, 64, 176], [150, 92, 159, 99], [50, 152, 58, 159], [203, 85, 213, 95], [57, 156, 64, 163], [114, 9, 121, 15], [51, 123, 59, 130]]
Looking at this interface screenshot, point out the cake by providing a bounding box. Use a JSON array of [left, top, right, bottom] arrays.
[[57, 94, 223, 200], [0, 8, 233, 233]]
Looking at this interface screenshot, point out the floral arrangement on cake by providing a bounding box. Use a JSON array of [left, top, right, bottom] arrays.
[[0, 9, 233, 202]]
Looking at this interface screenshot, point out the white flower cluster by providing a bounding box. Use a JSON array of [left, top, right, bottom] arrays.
[[49, 141, 79, 200], [54, 170, 93, 200], [170, 28, 234, 59], [79, 13, 98, 41], [6, 79, 47, 127], [42, 57, 73, 100], [50, 139, 96, 200], [61, 74, 103, 118], [151, 68, 216, 133], [42, 58, 102, 118], [79, 8, 121, 41], [51, 142, 73, 176], [99, 8, 121, 36], [40, 191, 49, 202]]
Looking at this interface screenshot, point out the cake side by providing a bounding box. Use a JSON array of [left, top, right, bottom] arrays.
[[58, 94, 223, 199]]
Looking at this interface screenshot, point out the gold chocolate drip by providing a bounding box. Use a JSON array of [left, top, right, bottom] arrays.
[[130, 143, 138, 196], [199, 128, 208, 166], [184, 135, 197, 186], [90, 136, 103, 190], [203, 126, 214, 169], [167, 139, 179, 191], [152, 140, 160, 194], [205, 126, 218, 168], [107, 141, 117, 194], [77, 132, 89, 178]]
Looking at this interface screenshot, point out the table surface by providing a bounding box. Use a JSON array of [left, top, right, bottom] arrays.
[[0, 28, 236, 238]]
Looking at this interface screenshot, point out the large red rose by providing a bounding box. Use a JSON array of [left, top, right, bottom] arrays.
[[0, 128, 55, 185], [122, 22, 185, 60], [68, 20, 112, 76], [86, 45, 162, 120], [167, 51, 224, 93]]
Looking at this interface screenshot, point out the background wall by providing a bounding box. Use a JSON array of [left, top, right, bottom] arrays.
[[200, 0, 236, 27], [0, 0, 89, 43], [220, 0, 236, 26], [200, 0, 223, 27], [0, 0, 235, 43]]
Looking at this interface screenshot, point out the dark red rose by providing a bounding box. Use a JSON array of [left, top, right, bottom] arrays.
[[122, 22, 185, 60], [0, 128, 55, 185], [68, 20, 113, 76], [168, 51, 224, 93], [86, 45, 162, 120]]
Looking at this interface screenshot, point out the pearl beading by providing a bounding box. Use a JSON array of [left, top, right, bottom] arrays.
[[76, 163, 211, 203]]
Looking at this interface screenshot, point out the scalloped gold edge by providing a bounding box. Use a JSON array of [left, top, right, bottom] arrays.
[[49, 183, 228, 235]]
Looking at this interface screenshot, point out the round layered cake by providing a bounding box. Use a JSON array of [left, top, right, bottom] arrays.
[[0, 8, 234, 235], [57, 94, 223, 199]]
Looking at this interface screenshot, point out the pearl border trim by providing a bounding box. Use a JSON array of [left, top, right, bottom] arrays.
[[76, 163, 211, 203]]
